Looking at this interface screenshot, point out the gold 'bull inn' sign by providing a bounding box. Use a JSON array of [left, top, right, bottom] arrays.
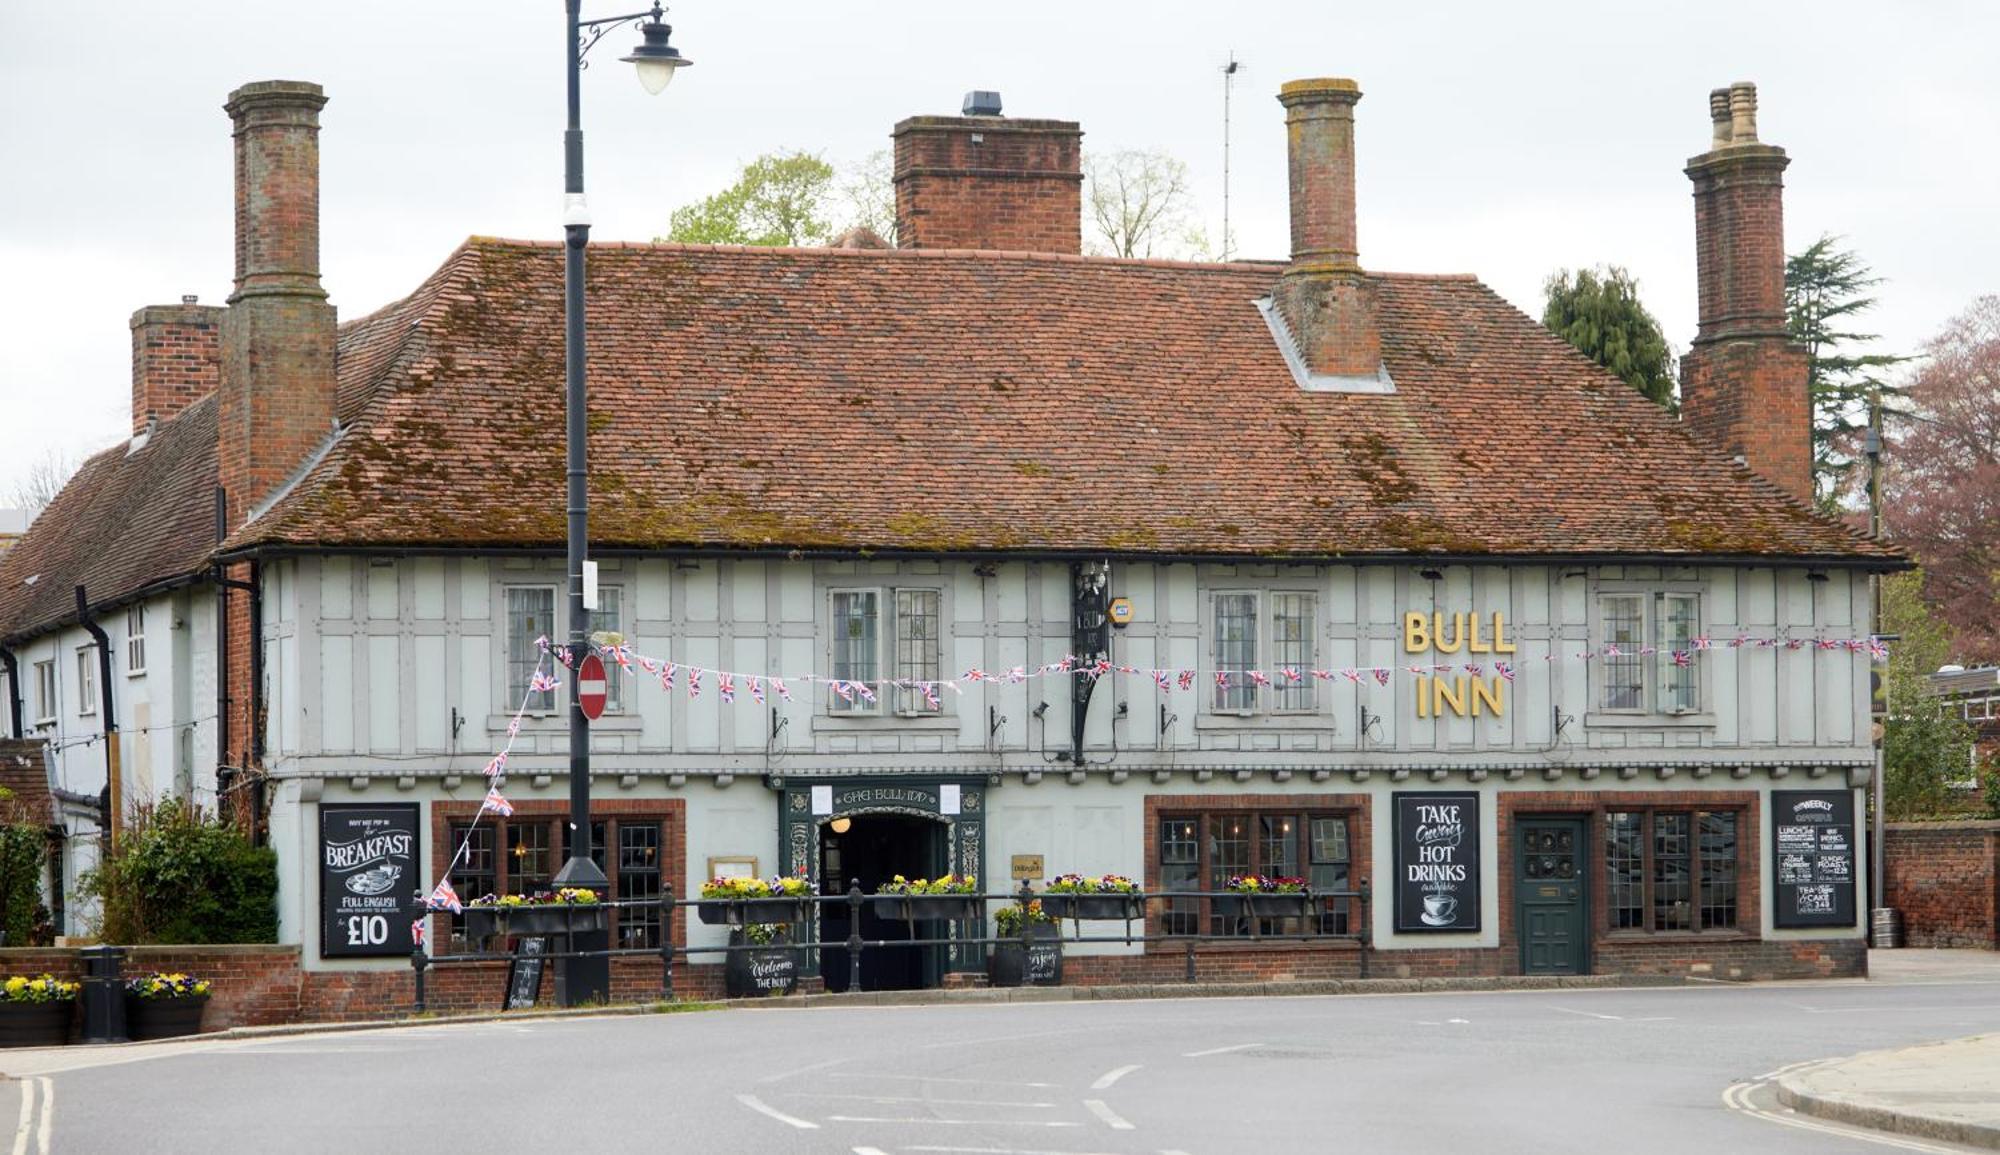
[[1405, 612, 1514, 718]]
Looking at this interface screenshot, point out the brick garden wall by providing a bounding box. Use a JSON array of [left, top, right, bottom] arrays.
[[1884, 821, 2000, 948]]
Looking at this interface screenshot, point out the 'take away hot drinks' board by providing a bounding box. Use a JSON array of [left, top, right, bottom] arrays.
[[1771, 790, 1857, 929]]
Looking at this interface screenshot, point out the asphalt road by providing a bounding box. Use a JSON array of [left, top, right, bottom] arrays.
[[11, 972, 2000, 1155]]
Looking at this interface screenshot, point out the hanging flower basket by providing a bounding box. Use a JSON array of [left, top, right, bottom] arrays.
[[1039, 894, 1145, 921], [873, 875, 982, 922], [698, 877, 814, 926], [1214, 876, 1312, 920], [465, 890, 608, 939]]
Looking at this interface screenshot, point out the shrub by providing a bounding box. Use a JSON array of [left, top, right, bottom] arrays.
[[0, 821, 45, 948], [82, 798, 277, 944]]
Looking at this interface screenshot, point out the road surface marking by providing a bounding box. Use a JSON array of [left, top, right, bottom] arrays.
[[32, 1080, 49, 1155], [1090, 1065, 1140, 1090], [1550, 1005, 1625, 1021], [1788, 1001, 2000, 1015], [11, 1075, 34, 1155], [1082, 1099, 1134, 1131], [833, 1073, 1062, 1089], [851, 1148, 890, 1155], [1721, 1077, 1960, 1152], [1182, 1042, 1262, 1058], [903, 1147, 1127, 1154], [795, 1093, 1057, 1108], [827, 1117, 1082, 1128], [736, 1093, 819, 1130]]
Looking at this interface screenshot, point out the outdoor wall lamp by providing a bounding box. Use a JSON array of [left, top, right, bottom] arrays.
[[829, 816, 852, 835]]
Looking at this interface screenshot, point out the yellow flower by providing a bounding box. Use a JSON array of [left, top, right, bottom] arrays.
[[5, 977, 25, 995]]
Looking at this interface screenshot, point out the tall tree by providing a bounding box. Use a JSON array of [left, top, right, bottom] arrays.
[[1879, 570, 1980, 818], [1540, 267, 1677, 410], [1083, 150, 1205, 260], [1785, 235, 1906, 507], [1883, 294, 2000, 662], [838, 149, 897, 246], [663, 151, 839, 247]]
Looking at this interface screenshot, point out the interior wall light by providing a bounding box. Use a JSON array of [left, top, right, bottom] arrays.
[[829, 816, 851, 835]]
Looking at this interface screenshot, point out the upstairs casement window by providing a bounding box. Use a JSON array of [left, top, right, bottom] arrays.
[[75, 647, 98, 718], [829, 588, 943, 716], [125, 606, 147, 677], [505, 586, 558, 714], [594, 585, 625, 714], [1210, 590, 1318, 714], [1597, 591, 1702, 715], [32, 661, 56, 726]]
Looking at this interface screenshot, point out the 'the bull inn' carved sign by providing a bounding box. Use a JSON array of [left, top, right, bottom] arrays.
[[1405, 612, 1514, 718]]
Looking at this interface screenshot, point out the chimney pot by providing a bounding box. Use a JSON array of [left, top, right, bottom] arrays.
[[1708, 88, 1733, 147], [181, 294, 199, 305], [1728, 81, 1758, 144], [962, 90, 1003, 117]]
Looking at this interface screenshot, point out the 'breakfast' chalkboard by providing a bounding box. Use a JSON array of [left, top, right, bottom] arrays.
[[1393, 793, 1481, 932], [1772, 790, 1857, 929], [320, 804, 420, 958]]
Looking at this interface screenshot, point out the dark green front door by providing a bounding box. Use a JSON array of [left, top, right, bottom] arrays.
[[1516, 817, 1588, 975]]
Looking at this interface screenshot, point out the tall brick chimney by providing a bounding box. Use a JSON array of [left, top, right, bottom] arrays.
[[1268, 79, 1384, 385], [218, 80, 337, 527], [892, 92, 1082, 253], [130, 296, 223, 435], [1680, 82, 1812, 503]]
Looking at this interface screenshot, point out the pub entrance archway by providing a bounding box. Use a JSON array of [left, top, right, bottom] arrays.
[[817, 813, 944, 992]]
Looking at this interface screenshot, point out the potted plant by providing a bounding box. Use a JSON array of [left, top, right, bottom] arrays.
[[464, 887, 608, 939], [697, 875, 813, 927], [1039, 873, 1143, 922], [724, 923, 800, 998], [988, 901, 1063, 988], [1214, 875, 1313, 920], [123, 972, 211, 1040], [0, 974, 77, 1048], [873, 874, 983, 923]]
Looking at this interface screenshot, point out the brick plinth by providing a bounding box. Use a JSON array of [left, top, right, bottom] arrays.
[[892, 115, 1081, 253], [1884, 821, 2000, 948]]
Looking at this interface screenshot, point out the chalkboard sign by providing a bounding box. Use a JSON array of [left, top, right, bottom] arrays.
[[505, 937, 548, 1010], [1393, 793, 1481, 933], [320, 804, 420, 958], [1772, 790, 1858, 929], [1024, 938, 1062, 986]]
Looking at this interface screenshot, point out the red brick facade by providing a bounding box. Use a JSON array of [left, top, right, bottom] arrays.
[[892, 114, 1082, 253], [1884, 821, 2000, 948], [130, 302, 223, 435]]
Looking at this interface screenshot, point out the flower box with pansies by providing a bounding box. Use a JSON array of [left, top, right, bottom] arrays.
[[1212, 875, 1313, 920], [0, 975, 77, 1048], [124, 972, 211, 1040], [872, 874, 984, 923], [988, 901, 1063, 988], [464, 888, 608, 938], [1038, 873, 1144, 922], [697, 875, 814, 927]]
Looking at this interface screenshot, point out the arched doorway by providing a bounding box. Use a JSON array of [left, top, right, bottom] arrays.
[[817, 812, 948, 992]]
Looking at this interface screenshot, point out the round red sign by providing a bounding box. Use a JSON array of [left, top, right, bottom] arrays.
[[576, 653, 609, 721]]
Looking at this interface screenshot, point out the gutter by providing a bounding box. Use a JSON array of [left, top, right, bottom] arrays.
[[73, 584, 120, 843], [0, 568, 213, 650], [0, 644, 19, 739]]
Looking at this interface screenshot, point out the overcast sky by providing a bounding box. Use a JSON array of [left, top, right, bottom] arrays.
[[2, 1, 1995, 504]]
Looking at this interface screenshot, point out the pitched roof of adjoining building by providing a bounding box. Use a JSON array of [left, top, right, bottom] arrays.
[[0, 395, 218, 643], [0, 739, 56, 826], [229, 238, 1894, 563]]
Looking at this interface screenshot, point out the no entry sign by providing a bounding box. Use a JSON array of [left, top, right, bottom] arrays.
[[577, 653, 608, 720]]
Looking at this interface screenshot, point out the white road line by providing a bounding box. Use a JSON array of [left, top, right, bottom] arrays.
[[832, 1072, 1061, 1088], [1182, 1042, 1263, 1058], [793, 1093, 1057, 1108], [1082, 1099, 1135, 1131], [1090, 1064, 1141, 1091], [1550, 1005, 1623, 1021], [11, 1076, 34, 1155], [826, 1117, 1083, 1128], [31, 1081, 48, 1155], [903, 1147, 1127, 1155], [1721, 1079, 1961, 1153], [735, 1093, 819, 1131], [851, 1148, 890, 1155]]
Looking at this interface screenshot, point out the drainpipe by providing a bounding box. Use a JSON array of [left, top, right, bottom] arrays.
[[214, 486, 233, 803], [0, 644, 21, 739], [74, 585, 121, 848], [247, 558, 265, 843]]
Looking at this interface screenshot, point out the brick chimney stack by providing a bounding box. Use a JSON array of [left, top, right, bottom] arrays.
[[1269, 78, 1382, 383], [130, 296, 223, 435], [892, 92, 1082, 253], [1680, 82, 1812, 503], [219, 80, 337, 527]]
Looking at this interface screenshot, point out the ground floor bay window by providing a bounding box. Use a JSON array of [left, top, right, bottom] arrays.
[[1157, 809, 1355, 937], [447, 814, 668, 950]]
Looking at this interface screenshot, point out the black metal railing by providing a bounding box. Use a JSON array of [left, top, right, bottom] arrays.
[[409, 880, 1371, 1012]]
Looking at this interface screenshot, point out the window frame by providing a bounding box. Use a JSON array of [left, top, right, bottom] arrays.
[[445, 813, 668, 950], [1156, 808, 1357, 939], [1603, 808, 1741, 934], [74, 646, 98, 718], [32, 660, 56, 725], [1590, 585, 1707, 719], [125, 605, 147, 677], [1206, 587, 1321, 718], [825, 585, 947, 720], [595, 584, 626, 715], [504, 584, 561, 716]]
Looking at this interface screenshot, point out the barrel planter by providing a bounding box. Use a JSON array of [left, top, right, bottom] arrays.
[[697, 897, 813, 928], [464, 904, 609, 940], [0, 1001, 72, 1048], [124, 994, 209, 1041], [873, 895, 985, 923], [1039, 893, 1143, 922], [725, 935, 801, 998], [988, 925, 1064, 988], [1213, 893, 1313, 920]]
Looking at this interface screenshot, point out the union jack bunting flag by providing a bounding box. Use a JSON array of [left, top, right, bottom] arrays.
[[1312, 669, 1335, 681], [749, 676, 765, 705], [1154, 671, 1172, 692], [1177, 670, 1196, 692], [1343, 669, 1364, 684], [411, 918, 426, 948], [609, 644, 633, 672], [483, 752, 507, 778], [1816, 639, 1840, 650], [1604, 644, 1622, 658], [1248, 670, 1271, 687], [1373, 668, 1392, 686], [660, 662, 677, 693], [506, 716, 521, 739], [1462, 664, 1484, 677], [962, 668, 989, 683], [718, 673, 736, 703], [1671, 650, 1692, 668], [855, 681, 878, 704], [1493, 661, 1514, 683], [1868, 638, 1889, 660], [1280, 667, 1302, 684], [639, 655, 659, 675], [1693, 636, 1714, 651], [1007, 667, 1027, 684], [921, 683, 941, 710], [773, 677, 792, 701], [1215, 671, 1231, 690], [687, 668, 703, 699], [529, 670, 560, 695], [427, 878, 462, 914], [483, 788, 514, 817]]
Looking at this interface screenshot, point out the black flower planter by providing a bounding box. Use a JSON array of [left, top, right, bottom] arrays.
[[697, 897, 813, 927], [1039, 893, 1143, 922], [873, 895, 984, 923], [0, 1001, 73, 1048], [124, 994, 208, 1041], [464, 904, 609, 939], [988, 925, 1063, 988], [1213, 893, 1313, 920], [725, 940, 801, 998]]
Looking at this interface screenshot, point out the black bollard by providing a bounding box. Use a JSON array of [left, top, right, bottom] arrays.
[[846, 880, 864, 993], [79, 944, 129, 1043], [410, 888, 430, 1014], [660, 885, 676, 999]]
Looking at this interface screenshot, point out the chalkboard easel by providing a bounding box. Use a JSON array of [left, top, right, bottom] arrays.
[[503, 936, 549, 1010]]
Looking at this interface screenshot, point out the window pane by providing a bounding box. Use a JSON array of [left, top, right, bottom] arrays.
[[1658, 593, 1699, 713], [1310, 817, 1350, 934], [507, 822, 554, 895], [1259, 815, 1299, 879], [77, 650, 97, 715], [507, 588, 557, 712], [895, 589, 941, 714], [831, 591, 879, 713], [1209, 814, 1250, 935], [1606, 812, 1644, 929], [126, 607, 146, 674], [1213, 593, 1258, 711], [618, 822, 663, 948], [453, 824, 496, 944], [596, 587, 624, 713], [1652, 813, 1691, 931], [1271, 593, 1316, 710], [1698, 812, 1737, 929], [1600, 596, 1644, 710], [1160, 818, 1200, 936]]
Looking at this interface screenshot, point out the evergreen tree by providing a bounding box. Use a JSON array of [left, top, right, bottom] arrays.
[[1541, 267, 1677, 410], [1879, 571, 1979, 819], [1784, 235, 1906, 508]]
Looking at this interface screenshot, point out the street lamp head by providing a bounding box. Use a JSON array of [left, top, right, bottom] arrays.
[[621, 6, 692, 95]]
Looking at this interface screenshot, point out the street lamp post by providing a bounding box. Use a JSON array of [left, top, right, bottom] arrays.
[[548, 0, 690, 998]]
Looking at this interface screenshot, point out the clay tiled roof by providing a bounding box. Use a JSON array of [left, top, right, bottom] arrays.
[[230, 239, 1894, 564], [0, 396, 218, 643], [0, 740, 55, 826]]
